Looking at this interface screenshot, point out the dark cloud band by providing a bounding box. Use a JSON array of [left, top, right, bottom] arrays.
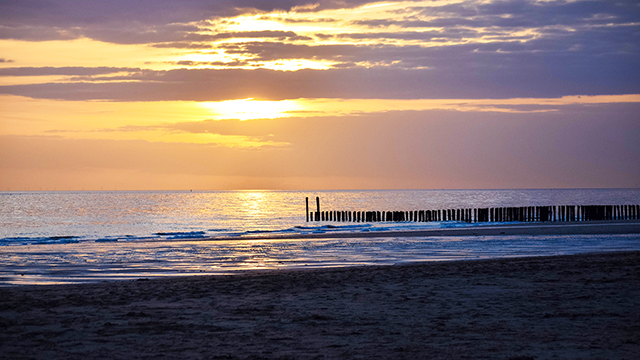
[[0, 67, 141, 76], [2, 66, 639, 101]]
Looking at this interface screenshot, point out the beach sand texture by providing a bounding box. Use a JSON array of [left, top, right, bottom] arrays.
[[1, 251, 639, 359]]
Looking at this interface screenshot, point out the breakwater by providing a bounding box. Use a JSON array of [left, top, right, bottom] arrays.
[[305, 197, 639, 223]]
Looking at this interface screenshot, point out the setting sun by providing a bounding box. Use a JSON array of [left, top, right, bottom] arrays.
[[200, 98, 303, 120]]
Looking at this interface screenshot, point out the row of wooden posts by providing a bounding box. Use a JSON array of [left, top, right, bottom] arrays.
[[305, 197, 640, 223]]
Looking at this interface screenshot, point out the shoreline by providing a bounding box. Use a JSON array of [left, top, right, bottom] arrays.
[[1, 221, 639, 286], [213, 219, 640, 241], [1, 251, 639, 359]]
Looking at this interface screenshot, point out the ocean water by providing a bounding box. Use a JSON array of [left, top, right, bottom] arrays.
[[1, 189, 639, 285]]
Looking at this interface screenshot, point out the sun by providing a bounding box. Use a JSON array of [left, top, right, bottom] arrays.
[[199, 98, 303, 120]]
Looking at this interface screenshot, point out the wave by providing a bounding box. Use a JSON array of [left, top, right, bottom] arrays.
[[155, 231, 207, 239], [0, 236, 81, 246], [1, 220, 508, 246]]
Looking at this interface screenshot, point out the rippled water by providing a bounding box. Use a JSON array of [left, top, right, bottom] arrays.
[[1, 189, 639, 285]]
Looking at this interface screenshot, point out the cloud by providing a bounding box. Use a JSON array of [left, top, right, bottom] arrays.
[[337, 30, 477, 41], [0, 0, 636, 54], [79, 23, 209, 45], [0, 66, 140, 76], [3, 0, 633, 46], [0, 0, 308, 27], [375, 0, 640, 29], [278, 17, 339, 24], [151, 42, 215, 49], [1, 1, 638, 101], [3, 50, 639, 101], [103, 119, 291, 138], [0, 57, 15, 63], [210, 30, 310, 40], [0, 0, 376, 42]]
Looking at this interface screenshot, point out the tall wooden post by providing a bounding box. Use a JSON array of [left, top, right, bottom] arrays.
[[316, 197, 320, 221], [306, 197, 309, 222]]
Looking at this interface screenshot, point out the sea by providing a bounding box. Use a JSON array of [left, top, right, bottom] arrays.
[[1, 189, 640, 285]]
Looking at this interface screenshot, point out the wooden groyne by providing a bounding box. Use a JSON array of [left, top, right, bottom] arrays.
[[305, 197, 640, 223]]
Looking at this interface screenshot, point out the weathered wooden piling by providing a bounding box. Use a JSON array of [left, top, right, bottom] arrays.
[[306, 199, 639, 225]]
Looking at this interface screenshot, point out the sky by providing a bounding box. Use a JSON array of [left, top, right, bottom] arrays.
[[1, 0, 639, 190]]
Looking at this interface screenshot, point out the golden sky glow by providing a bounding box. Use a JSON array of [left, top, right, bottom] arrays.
[[1, 0, 639, 190], [3, 94, 639, 149], [0, 39, 178, 70]]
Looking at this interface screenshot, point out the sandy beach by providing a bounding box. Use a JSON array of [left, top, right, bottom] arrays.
[[1, 249, 639, 359]]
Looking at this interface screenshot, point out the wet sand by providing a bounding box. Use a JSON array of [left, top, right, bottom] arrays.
[[228, 220, 640, 241], [1, 250, 639, 359]]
